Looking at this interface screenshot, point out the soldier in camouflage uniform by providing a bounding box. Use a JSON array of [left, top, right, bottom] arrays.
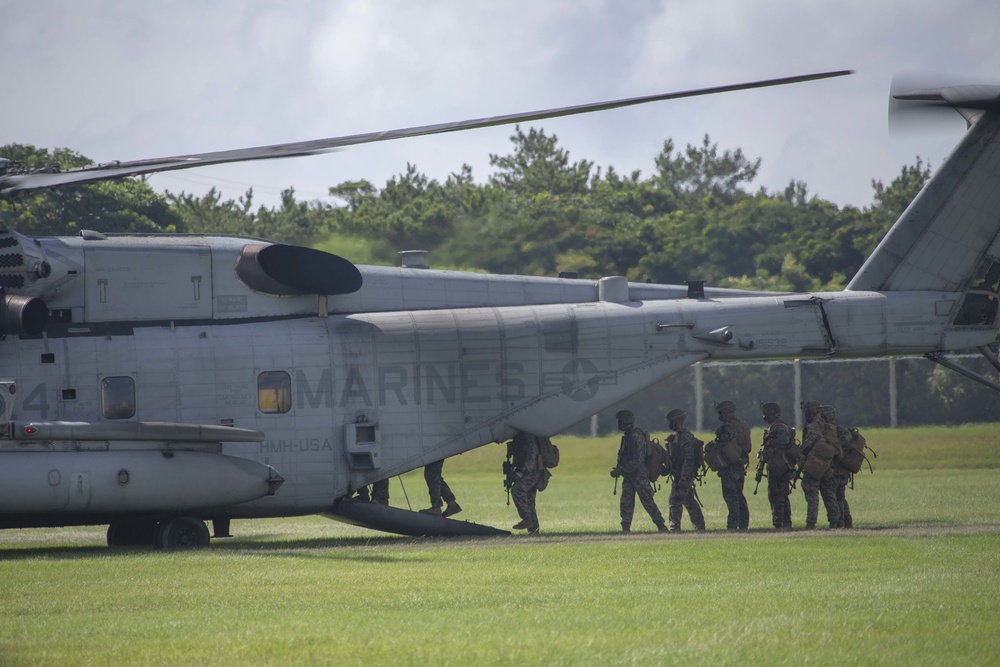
[[798, 404, 842, 529], [712, 400, 752, 530], [822, 405, 854, 528], [610, 410, 668, 533], [760, 402, 794, 529], [665, 408, 706, 532], [371, 478, 390, 506], [508, 431, 542, 533], [419, 458, 462, 517]]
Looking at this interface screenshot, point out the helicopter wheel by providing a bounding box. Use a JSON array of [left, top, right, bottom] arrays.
[[155, 516, 211, 550]]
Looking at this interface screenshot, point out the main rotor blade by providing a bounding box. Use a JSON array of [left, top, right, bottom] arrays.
[[1, 69, 853, 195]]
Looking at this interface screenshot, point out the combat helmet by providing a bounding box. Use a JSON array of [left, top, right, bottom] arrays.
[[666, 408, 686, 424], [820, 405, 837, 421], [715, 400, 736, 414], [615, 409, 635, 425], [760, 401, 781, 416], [800, 400, 821, 418]]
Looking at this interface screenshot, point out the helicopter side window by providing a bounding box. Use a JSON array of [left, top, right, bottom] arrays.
[[101, 376, 136, 420], [258, 371, 292, 414]]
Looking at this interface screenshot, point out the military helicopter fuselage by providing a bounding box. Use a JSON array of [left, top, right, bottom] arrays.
[[1, 72, 998, 547]]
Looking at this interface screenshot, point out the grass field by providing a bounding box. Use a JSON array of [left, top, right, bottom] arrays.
[[2, 424, 999, 666]]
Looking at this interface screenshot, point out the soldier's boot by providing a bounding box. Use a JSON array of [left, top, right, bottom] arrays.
[[804, 522, 816, 530], [419, 506, 442, 516], [442, 501, 462, 518], [526, 524, 540, 535], [621, 522, 631, 533], [512, 519, 530, 530], [656, 522, 669, 533]]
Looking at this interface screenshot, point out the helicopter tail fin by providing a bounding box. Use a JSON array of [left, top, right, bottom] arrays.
[[847, 98, 1000, 294]]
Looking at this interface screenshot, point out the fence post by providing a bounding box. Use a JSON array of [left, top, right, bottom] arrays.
[[889, 357, 898, 428], [794, 358, 802, 432], [695, 362, 704, 433]]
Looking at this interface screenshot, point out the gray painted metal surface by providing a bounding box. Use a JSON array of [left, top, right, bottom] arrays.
[[0, 96, 997, 540]]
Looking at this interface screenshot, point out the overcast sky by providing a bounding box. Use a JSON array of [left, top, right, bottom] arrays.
[[3, 0, 999, 210]]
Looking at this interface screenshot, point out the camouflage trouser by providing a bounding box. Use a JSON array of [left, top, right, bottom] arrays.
[[668, 478, 705, 531], [424, 459, 456, 508], [834, 472, 852, 528], [719, 466, 750, 530], [767, 469, 794, 528], [620, 471, 665, 528], [371, 479, 389, 504], [801, 470, 841, 528], [512, 469, 541, 528]]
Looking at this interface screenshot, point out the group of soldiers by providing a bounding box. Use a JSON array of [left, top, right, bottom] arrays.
[[352, 399, 860, 535], [615, 399, 858, 533]]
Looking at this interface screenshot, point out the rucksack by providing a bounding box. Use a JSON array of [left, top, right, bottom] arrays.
[[642, 430, 668, 483], [704, 439, 728, 472], [692, 436, 706, 481], [538, 436, 560, 468], [839, 428, 875, 474], [665, 433, 705, 481], [802, 422, 839, 479]]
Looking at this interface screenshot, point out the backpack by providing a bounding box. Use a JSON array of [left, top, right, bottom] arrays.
[[692, 436, 706, 480], [801, 422, 839, 479], [642, 431, 668, 483], [664, 433, 705, 481], [538, 436, 560, 468], [839, 428, 874, 474], [704, 439, 728, 472]]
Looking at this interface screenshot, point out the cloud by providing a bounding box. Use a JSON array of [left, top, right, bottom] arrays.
[[3, 0, 999, 209]]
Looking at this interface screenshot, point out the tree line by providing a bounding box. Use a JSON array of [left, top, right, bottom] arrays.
[[2, 130, 996, 427]]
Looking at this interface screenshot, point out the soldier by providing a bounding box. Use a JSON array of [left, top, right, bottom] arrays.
[[610, 410, 668, 533], [760, 402, 794, 529], [798, 403, 842, 529], [508, 432, 542, 533], [371, 478, 390, 506], [711, 400, 752, 530], [822, 405, 854, 528], [419, 458, 462, 517], [664, 408, 706, 532]]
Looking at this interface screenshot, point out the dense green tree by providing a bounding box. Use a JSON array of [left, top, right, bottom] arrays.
[[653, 135, 760, 205], [854, 158, 931, 256], [1, 144, 181, 236], [488, 127, 592, 197], [328, 164, 497, 265]]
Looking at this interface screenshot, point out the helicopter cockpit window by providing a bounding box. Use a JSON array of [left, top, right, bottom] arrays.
[[101, 376, 136, 420], [258, 371, 292, 414]]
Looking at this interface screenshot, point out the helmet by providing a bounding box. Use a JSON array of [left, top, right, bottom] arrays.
[[820, 405, 837, 420], [800, 400, 821, 416], [760, 402, 781, 416], [666, 408, 686, 423], [615, 410, 635, 425], [715, 400, 736, 413]]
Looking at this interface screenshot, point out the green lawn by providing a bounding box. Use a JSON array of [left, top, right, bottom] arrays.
[[2, 424, 999, 666]]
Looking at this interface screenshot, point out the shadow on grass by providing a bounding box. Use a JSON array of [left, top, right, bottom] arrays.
[[4, 522, 998, 560]]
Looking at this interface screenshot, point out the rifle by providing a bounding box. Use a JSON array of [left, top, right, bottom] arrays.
[[752, 448, 767, 495], [790, 465, 803, 490], [502, 458, 514, 506]]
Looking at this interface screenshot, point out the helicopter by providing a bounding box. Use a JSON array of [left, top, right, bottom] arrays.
[[0, 70, 997, 548]]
